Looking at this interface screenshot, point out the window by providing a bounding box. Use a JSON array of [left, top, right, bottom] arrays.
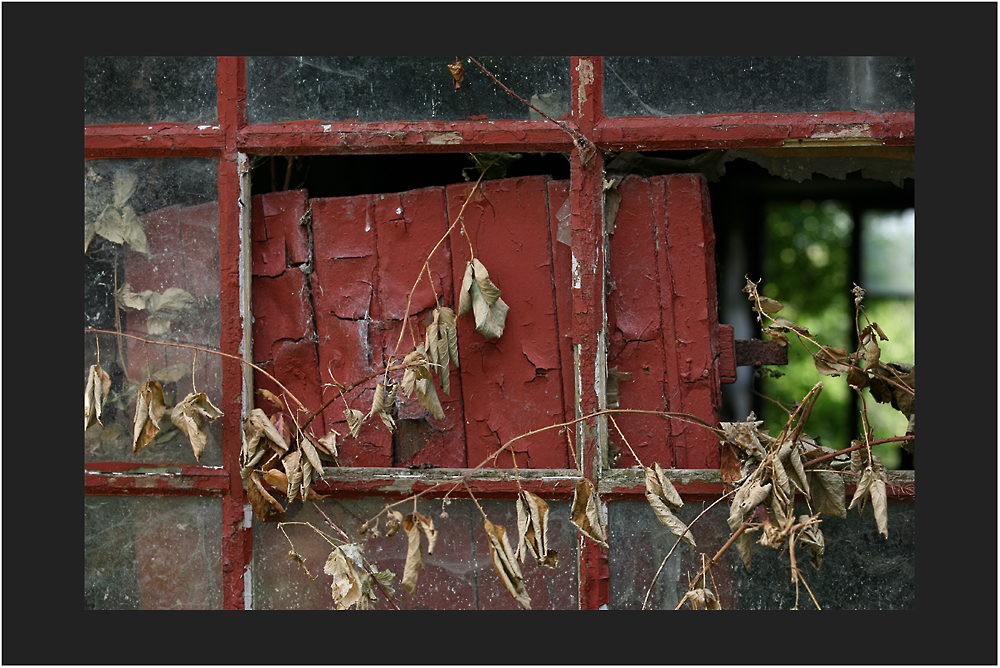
[[85, 56, 915, 610]]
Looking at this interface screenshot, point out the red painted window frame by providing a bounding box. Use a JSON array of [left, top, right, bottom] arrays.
[[84, 56, 915, 610]]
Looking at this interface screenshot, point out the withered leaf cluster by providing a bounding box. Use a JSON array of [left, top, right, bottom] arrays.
[[116, 283, 197, 336], [132, 379, 167, 455], [399, 346, 445, 420], [85, 169, 149, 255], [458, 258, 509, 340], [721, 412, 848, 570]]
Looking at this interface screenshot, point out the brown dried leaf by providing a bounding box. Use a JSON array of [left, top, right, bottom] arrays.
[[570, 478, 608, 548], [132, 379, 166, 455], [282, 450, 303, 502], [324, 546, 364, 610], [797, 515, 825, 570], [247, 471, 285, 523], [170, 392, 223, 461], [299, 432, 325, 478], [256, 388, 285, 410], [469, 259, 509, 340], [447, 58, 464, 90], [344, 408, 365, 439], [242, 408, 290, 464], [84, 364, 113, 431], [753, 296, 784, 314], [415, 376, 446, 421], [385, 509, 404, 538], [729, 479, 772, 530], [813, 346, 851, 376], [318, 429, 340, 458], [484, 519, 532, 609], [414, 512, 439, 555], [785, 443, 810, 497], [871, 472, 889, 539], [400, 514, 424, 595], [772, 317, 811, 337], [680, 587, 721, 610], [457, 261, 475, 317], [644, 464, 696, 550], [808, 469, 846, 519], [515, 491, 559, 569], [439, 306, 460, 369]]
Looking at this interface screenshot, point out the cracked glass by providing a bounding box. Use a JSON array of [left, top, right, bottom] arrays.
[[247, 56, 570, 123], [252, 496, 578, 609], [85, 496, 223, 609], [85, 57, 217, 126], [84, 158, 222, 465], [604, 56, 915, 117]]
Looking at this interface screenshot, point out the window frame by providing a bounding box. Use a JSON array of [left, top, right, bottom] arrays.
[[84, 56, 915, 610]]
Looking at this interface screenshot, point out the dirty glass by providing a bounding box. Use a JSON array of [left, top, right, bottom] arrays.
[[608, 499, 914, 610], [85, 57, 217, 126], [861, 209, 915, 297], [84, 158, 222, 466], [603, 56, 915, 117], [85, 496, 223, 609], [246, 56, 570, 123], [252, 496, 578, 609]]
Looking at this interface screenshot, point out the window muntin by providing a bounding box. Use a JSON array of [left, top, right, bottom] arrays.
[[84, 57, 218, 126], [604, 56, 915, 117], [247, 56, 570, 124]]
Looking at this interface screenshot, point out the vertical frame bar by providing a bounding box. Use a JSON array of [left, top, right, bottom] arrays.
[[570, 56, 610, 609], [217, 56, 252, 610]]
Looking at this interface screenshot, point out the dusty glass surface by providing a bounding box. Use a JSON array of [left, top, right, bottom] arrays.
[[604, 56, 915, 117], [609, 499, 914, 610], [247, 56, 570, 123], [253, 496, 578, 609], [85, 57, 217, 126], [85, 496, 223, 609], [84, 158, 222, 466]]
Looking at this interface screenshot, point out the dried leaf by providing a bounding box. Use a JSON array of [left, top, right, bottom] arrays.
[[282, 450, 303, 502], [870, 472, 889, 538], [447, 58, 464, 90], [515, 491, 559, 568], [797, 515, 825, 570], [150, 363, 190, 383], [484, 519, 532, 609], [439, 306, 460, 370], [112, 169, 138, 208], [415, 376, 446, 421], [785, 443, 810, 497], [772, 317, 811, 337], [170, 392, 223, 461], [132, 379, 166, 455], [400, 514, 424, 595], [807, 469, 846, 519], [412, 512, 439, 555], [247, 471, 285, 523], [318, 429, 340, 458], [813, 346, 851, 376], [469, 259, 509, 340], [325, 546, 364, 610], [256, 388, 285, 410], [119, 206, 149, 254], [299, 432, 325, 478], [570, 478, 608, 548], [729, 479, 772, 530], [385, 510, 404, 538], [264, 468, 324, 501], [84, 364, 112, 431], [457, 261, 475, 317], [679, 588, 721, 610], [644, 464, 696, 550], [241, 409, 290, 466], [344, 408, 365, 439], [753, 296, 784, 314]]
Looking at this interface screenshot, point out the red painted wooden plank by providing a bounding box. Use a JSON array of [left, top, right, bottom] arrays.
[[84, 124, 223, 158], [446, 177, 568, 470], [606, 176, 672, 469], [545, 180, 577, 449], [653, 174, 723, 469]]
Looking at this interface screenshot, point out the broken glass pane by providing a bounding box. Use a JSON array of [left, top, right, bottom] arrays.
[[85, 496, 223, 609], [608, 499, 914, 609], [247, 56, 570, 123], [84, 158, 222, 465], [604, 56, 915, 117], [252, 496, 578, 609], [85, 57, 217, 125]]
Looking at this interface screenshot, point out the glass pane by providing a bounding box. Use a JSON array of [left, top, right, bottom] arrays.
[[861, 209, 915, 296], [85, 496, 223, 609], [604, 56, 914, 117], [247, 56, 570, 123], [609, 499, 914, 610], [84, 158, 222, 466], [85, 57, 217, 125], [253, 496, 578, 609]]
